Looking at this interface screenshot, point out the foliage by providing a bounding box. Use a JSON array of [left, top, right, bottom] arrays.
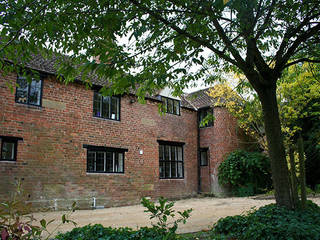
[[218, 150, 272, 196], [56, 197, 192, 240], [141, 197, 192, 235], [278, 63, 320, 141], [209, 83, 266, 149], [55, 224, 175, 240], [212, 201, 320, 240], [0, 181, 76, 240]]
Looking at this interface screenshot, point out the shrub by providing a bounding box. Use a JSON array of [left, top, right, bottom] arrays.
[[56, 197, 192, 240], [218, 150, 272, 196], [212, 201, 320, 240], [55, 224, 175, 240]]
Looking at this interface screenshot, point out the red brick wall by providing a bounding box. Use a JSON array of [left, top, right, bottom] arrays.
[[0, 73, 198, 209], [199, 107, 252, 196]]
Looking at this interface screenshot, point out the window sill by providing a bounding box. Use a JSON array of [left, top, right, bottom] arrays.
[[0, 160, 16, 163], [15, 102, 42, 110], [86, 172, 125, 176], [160, 178, 184, 180], [92, 116, 120, 122], [199, 125, 214, 129]]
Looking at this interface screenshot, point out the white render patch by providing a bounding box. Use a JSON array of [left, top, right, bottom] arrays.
[[158, 86, 181, 100]]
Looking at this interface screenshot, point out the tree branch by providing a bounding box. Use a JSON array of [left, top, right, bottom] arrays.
[[128, 0, 239, 67], [284, 58, 320, 68]]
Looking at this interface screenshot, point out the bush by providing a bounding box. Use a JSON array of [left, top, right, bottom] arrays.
[[218, 150, 272, 196], [55, 224, 173, 240], [212, 201, 320, 240], [55, 197, 192, 240]]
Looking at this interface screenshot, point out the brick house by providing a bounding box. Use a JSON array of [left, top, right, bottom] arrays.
[[0, 56, 252, 210]]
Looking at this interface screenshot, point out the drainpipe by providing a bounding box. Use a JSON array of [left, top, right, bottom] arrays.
[[197, 112, 201, 194]]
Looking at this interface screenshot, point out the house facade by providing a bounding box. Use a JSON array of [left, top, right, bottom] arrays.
[[0, 58, 252, 210]]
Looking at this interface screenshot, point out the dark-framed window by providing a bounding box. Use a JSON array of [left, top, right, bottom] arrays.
[[200, 148, 208, 166], [15, 74, 43, 106], [198, 107, 213, 128], [0, 136, 23, 162], [161, 96, 180, 115], [93, 91, 120, 121], [83, 145, 127, 173], [158, 140, 184, 179]]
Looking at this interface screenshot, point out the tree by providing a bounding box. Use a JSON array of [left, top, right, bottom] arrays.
[[210, 62, 320, 208], [1, 0, 320, 208]]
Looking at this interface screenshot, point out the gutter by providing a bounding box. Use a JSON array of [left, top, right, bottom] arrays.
[[197, 112, 201, 193]]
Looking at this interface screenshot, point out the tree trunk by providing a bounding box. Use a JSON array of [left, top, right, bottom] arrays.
[[297, 134, 307, 209], [289, 147, 299, 208], [258, 85, 293, 209]]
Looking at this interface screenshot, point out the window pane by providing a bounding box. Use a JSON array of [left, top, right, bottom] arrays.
[[171, 146, 176, 161], [178, 162, 183, 178], [159, 162, 165, 178], [177, 147, 183, 161], [87, 151, 96, 172], [102, 96, 110, 119], [105, 152, 113, 172], [118, 153, 124, 172], [174, 100, 180, 115], [29, 80, 41, 105], [167, 99, 173, 113], [96, 152, 105, 172], [93, 93, 102, 117], [2, 142, 15, 160], [162, 97, 167, 112], [16, 77, 29, 104], [165, 162, 171, 178], [111, 97, 119, 120], [201, 151, 208, 166], [159, 145, 164, 161], [164, 145, 170, 161], [171, 162, 177, 178]]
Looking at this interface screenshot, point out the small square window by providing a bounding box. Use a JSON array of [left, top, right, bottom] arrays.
[[161, 96, 180, 115], [15, 74, 43, 106], [93, 92, 120, 121], [199, 107, 214, 128], [0, 137, 22, 162]]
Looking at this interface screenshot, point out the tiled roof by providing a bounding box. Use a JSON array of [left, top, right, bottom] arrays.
[[9, 54, 216, 110], [183, 88, 214, 109]]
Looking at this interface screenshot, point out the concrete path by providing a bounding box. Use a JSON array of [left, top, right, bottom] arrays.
[[33, 196, 320, 236]]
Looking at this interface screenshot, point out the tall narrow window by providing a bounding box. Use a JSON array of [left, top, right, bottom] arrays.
[[200, 148, 208, 166], [93, 92, 120, 120], [84, 145, 127, 173], [15, 75, 43, 106], [158, 141, 184, 179], [161, 96, 180, 115]]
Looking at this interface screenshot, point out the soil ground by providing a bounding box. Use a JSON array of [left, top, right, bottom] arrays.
[[33, 196, 320, 236]]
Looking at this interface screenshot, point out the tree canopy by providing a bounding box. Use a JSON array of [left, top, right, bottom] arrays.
[[1, 0, 320, 208]]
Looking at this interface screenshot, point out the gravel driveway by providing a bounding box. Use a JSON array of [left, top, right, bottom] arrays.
[[33, 196, 320, 236]]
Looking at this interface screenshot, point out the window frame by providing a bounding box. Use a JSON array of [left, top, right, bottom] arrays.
[[15, 73, 44, 107], [158, 140, 184, 179], [83, 144, 127, 174], [161, 96, 181, 116], [198, 107, 214, 128], [0, 136, 23, 162], [93, 91, 121, 121], [200, 148, 209, 166]]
